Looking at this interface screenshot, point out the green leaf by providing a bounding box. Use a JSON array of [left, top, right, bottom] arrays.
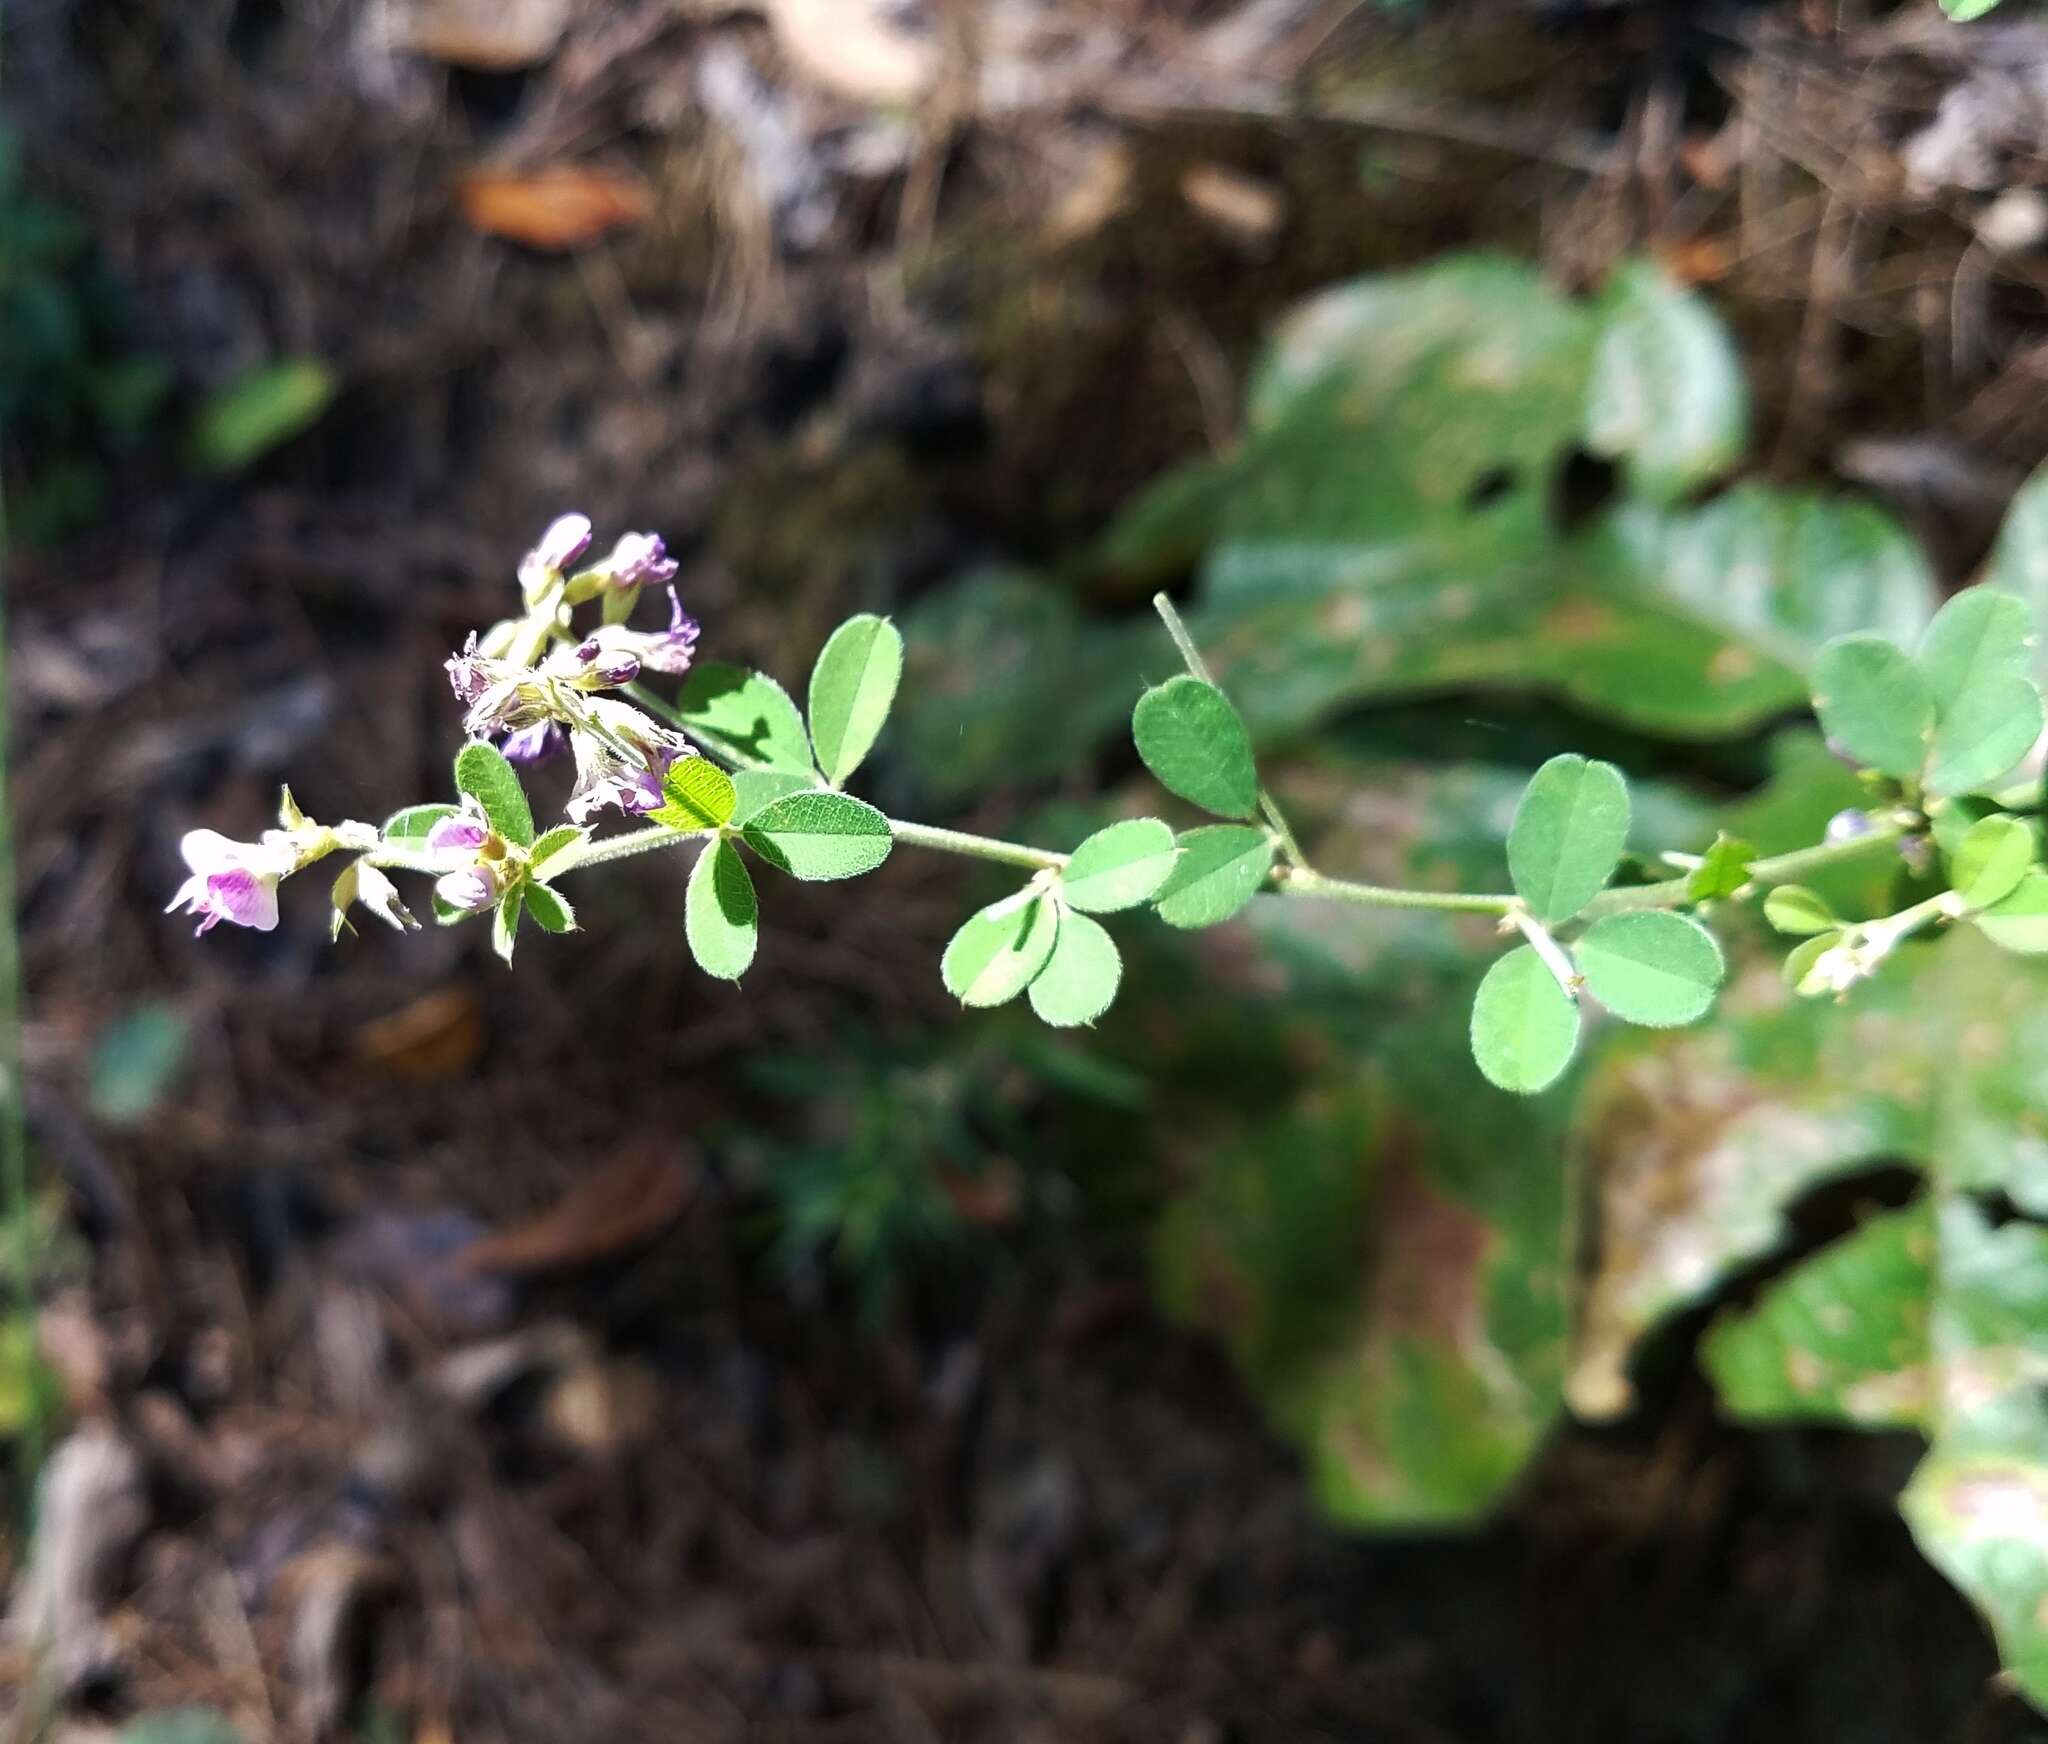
[[1027, 911, 1121, 1026], [1583, 259, 1747, 505], [942, 893, 1059, 1007], [730, 768, 815, 824], [1781, 929, 1844, 992], [674, 664, 816, 776], [1975, 869, 2048, 954], [806, 613, 903, 786], [1469, 946, 1579, 1093], [1763, 885, 1840, 936], [1927, 674, 2046, 798], [1950, 813, 2036, 910], [1808, 633, 1933, 778], [741, 791, 893, 881], [1941, 0, 2004, 20], [1573, 911, 1724, 1028], [1685, 832, 1756, 903], [686, 837, 759, 981], [453, 740, 534, 846], [523, 882, 575, 934], [89, 1002, 189, 1127], [1152, 825, 1275, 929], [381, 803, 457, 843], [529, 824, 588, 876], [1132, 675, 1260, 820], [1506, 754, 1629, 923], [1918, 587, 2035, 717], [1705, 1198, 2048, 1711], [186, 357, 335, 473], [492, 889, 522, 964], [652, 756, 738, 830], [1061, 818, 1179, 913]]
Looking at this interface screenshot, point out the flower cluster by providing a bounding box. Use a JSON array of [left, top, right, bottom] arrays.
[[171, 516, 702, 945]]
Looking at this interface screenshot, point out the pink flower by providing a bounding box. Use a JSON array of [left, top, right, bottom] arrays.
[[426, 813, 489, 854], [165, 830, 294, 935], [600, 531, 678, 590], [435, 866, 501, 913], [639, 588, 701, 676], [498, 721, 566, 766], [532, 513, 592, 574], [444, 634, 492, 707]]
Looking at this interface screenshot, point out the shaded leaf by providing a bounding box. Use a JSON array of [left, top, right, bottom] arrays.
[[1574, 911, 1724, 1028], [1507, 754, 1629, 923], [731, 767, 815, 824], [1927, 674, 2045, 798], [1152, 824, 1274, 929], [1764, 885, 1840, 935], [1133, 675, 1260, 820], [523, 882, 574, 934], [1809, 633, 1932, 778], [674, 664, 815, 776], [89, 1002, 188, 1127], [1470, 946, 1579, 1093], [686, 837, 758, 981], [807, 613, 903, 786], [1583, 259, 1747, 504], [1918, 587, 2035, 717], [1950, 813, 2036, 910], [1975, 869, 2048, 954]]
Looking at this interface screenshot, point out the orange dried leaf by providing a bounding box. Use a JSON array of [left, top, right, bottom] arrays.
[[352, 985, 485, 1081], [456, 165, 653, 250], [459, 1146, 695, 1276]]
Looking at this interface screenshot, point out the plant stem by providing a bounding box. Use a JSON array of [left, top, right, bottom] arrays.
[[887, 819, 1068, 872], [550, 826, 705, 872], [1151, 593, 1311, 871], [1273, 866, 1516, 915], [1580, 820, 1910, 917]]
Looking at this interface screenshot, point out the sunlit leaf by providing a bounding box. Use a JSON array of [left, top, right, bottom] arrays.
[[523, 882, 574, 934], [807, 613, 903, 786], [454, 740, 534, 845], [1763, 885, 1840, 936], [741, 791, 893, 881], [1469, 946, 1579, 1093], [1950, 814, 2036, 910], [1060, 818, 1179, 913], [1686, 832, 1755, 903], [1027, 910, 1121, 1026], [652, 756, 738, 831], [942, 893, 1058, 1007], [1975, 870, 2048, 954], [731, 768, 815, 823], [1151, 825, 1274, 929], [686, 836, 758, 981]]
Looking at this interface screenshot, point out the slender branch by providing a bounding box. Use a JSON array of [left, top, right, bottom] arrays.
[[1151, 593, 1310, 870], [550, 825, 705, 872], [888, 819, 1068, 872], [1580, 820, 1910, 918], [1273, 866, 1516, 915]]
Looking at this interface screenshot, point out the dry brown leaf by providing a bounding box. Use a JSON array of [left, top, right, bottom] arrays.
[[458, 1145, 695, 1276], [352, 985, 485, 1081], [1179, 163, 1286, 249], [456, 165, 653, 250], [396, 0, 571, 69], [1653, 236, 1736, 287]]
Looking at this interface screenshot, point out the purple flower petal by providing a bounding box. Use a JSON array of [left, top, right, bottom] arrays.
[[533, 513, 593, 572], [427, 814, 490, 853], [498, 721, 566, 766]]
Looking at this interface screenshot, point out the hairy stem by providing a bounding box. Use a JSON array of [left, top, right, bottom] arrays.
[[1580, 820, 1910, 917], [887, 820, 1069, 872], [1273, 866, 1516, 914]]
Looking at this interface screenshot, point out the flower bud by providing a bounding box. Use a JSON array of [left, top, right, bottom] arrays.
[[533, 513, 592, 573], [435, 866, 501, 913], [426, 813, 490, 854], [604, 531, 678, 590]]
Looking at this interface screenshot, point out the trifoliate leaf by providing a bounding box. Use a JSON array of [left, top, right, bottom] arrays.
[[807, 613, 903, 786], [1506, 754, 1629, 923], [1950, 813, 2037, 911], [1573, 911, 1724, 1028], [1809, 634, 1933, 779], [1151, 824, 1275, 929], [1763, 885, 1840, 936], [653, 756, 737, 830], [523, 882, 575, 934], [675, 663, 816, 776], [1027, 910, 1121, 1026], [741, 791, 893, 881], [454, 740, 534, 846], [942, 893, 1059, 1007], [1132, 675, 1260, 820], [1469, 945, 1579, 1093], [686, 836, 758, 981], [1061, 818, 1179, 913]]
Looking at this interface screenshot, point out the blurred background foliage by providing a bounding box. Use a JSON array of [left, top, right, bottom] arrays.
[[18, 1, 2048, 1738]]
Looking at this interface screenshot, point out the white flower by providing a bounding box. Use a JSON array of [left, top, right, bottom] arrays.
[[165, 830, 296, 935]]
